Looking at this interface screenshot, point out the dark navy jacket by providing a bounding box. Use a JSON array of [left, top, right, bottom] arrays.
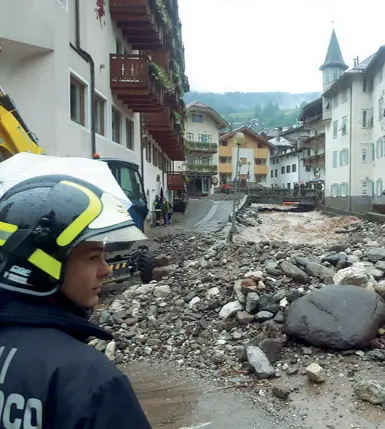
[[0, 290, 152, 429]]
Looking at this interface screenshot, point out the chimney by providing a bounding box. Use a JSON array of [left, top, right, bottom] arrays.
[[353, 56, 359, 67], [277, 126, 282, 142]]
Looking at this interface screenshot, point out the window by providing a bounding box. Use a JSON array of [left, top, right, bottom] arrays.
[[94, 95, 105, 136], [340, 182, 349, 197], [153, 148, 158, 167], [362, 180, 374, 196], [221, 140, 228, 146], [255, 158, 267, 165], [292, 164, 297, 173], [111, 107, 121, 143], [274, 169, 278, 177], [198, 134, 212, 143], [376, 179, 383, 197], [341, 90, 348, 103], [270, 170, 274, 178], [286, 165, 291, 173], [363, 77, 367, 93], [331, 183, 339, 197], [339, 148, 349, 166], [361, 143, 374, 162], [376, 137, 384, 158], [70, 75, 86, 126], [333, 96, 339, 109], [125, 118, 134, 150], [362, 109, 369, 128], [333, 120, 338, 138], [258, 143, 265, 149], [118, 166, 146, 205], [332, 150, 338, 168], [379, 98, 384, 121], [191, 114, 203, 123], [186, 132, 194, 142], [255, 175, 266, 183], [341, 116, 347, 135], [369, 107, 374, 127], [281, 166, 285, 174]]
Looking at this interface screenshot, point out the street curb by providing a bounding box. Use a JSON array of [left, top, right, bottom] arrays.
[[226, 195, 249, 242]]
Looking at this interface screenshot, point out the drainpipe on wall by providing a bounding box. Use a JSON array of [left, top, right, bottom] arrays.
[[70, 0, 96, 157], [349, 86, 353, 211], [140, 114, 145, 183]]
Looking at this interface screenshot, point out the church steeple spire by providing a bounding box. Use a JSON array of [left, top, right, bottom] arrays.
[[320, 29, 348, 91]]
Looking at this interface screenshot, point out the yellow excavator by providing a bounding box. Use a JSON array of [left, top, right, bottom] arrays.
[[0, 85, 46, 159], [0, 85, 155, 283]]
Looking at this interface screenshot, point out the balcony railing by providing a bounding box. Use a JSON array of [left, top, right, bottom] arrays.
[[109, 0, 164, 50], [303, 154, 325, 166], [110, 54, 164, 112], [184, 141, 218, 152], [184, 164, 218, 174]]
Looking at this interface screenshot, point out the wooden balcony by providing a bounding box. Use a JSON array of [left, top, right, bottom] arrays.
[[110, 54, 164, 112], [184, 164, 218, 175], [144, 109, 184, 160], [185, 141, 218, 153], [109, 0, 163, 50], [303, 153, 325, 167]]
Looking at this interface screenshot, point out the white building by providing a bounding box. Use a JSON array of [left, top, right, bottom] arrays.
[[0, 0, 188, 211], [320, 29, 385, 213], [174, 101, 228, 195], [268, 102, 326, 189]]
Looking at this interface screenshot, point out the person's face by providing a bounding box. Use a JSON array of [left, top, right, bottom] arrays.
[[60, 241, 110, 308]]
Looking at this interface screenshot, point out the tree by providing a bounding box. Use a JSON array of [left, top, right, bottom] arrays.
[[254, 104, 262, 117]]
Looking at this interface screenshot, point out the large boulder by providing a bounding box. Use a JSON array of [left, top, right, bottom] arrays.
[[283, 285, 385, 350]]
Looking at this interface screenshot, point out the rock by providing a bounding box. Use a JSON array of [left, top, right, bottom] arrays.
[[246, 346, 275, 379], [105, 340, 116, 361], [240, 278, 259, 295], [284, 285, 385, 350], [333, 266, 369, 286], [219, 301, 244, 319], [280, 261, 309, 284], [258, 338, 283, 363], [259, 295, 279, 314], [154, 254, 170, 267], [237, 311, 255, 325], [246, 292, 260, 313], [306, 262, 335, 281], [366, 248, 385, 263], [152, 265, 175, 281], [154, 285, 171, 298], [255, 311, 274, 322], [234, 280, 246, 304], [354, 380, 385, 405], [272, 385, 290, 400], [306, 363, 325, 383]]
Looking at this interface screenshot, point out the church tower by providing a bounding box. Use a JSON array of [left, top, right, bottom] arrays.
[[320, 29, 348, 92]]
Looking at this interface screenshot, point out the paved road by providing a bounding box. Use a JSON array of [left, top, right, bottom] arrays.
[[145, 197, 234, 239]]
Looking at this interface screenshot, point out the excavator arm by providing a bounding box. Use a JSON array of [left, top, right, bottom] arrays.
[[0, 86, 46, 161]]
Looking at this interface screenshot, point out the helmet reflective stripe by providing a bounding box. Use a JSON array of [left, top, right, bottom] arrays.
[[0, 222, 18, 246], [56, 180, 103, 247], [27, 249, 61, 280]]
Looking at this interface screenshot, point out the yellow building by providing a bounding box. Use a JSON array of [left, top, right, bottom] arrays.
[[219, 127, 273, 185]]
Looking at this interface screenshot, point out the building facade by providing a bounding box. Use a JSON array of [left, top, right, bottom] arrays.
[[320, 29, 385, 213], [0, 0, 188, 210], [219, 127, 272, 186], [174, 101, 228, 195]]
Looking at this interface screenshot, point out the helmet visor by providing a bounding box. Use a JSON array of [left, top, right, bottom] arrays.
[[85, 224, 147, 244], [85, 192, 148, 244]]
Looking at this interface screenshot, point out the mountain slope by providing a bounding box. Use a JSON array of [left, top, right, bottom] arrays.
[[184, 91, 321, 115]]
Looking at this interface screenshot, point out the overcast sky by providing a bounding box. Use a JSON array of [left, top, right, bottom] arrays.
[[178, 0, 385, 94]]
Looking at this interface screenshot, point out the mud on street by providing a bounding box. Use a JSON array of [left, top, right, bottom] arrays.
[[94, 201, 385, 429]]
